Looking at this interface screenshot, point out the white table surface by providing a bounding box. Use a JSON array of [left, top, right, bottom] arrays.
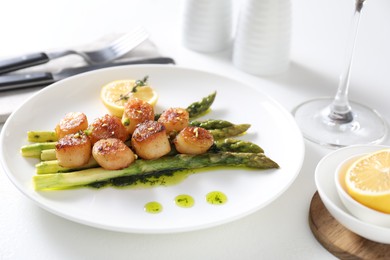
[[1, 0, 389, 259]]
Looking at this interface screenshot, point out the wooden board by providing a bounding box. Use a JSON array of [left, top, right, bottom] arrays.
[[309, 192, 390, 259]]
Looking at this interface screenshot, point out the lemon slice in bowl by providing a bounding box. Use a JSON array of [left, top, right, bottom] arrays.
[[100, 79, 158, 117], [345, 149, 390, 213]]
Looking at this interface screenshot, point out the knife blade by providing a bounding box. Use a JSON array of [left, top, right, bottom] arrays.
[[0, 57, 175, 92]]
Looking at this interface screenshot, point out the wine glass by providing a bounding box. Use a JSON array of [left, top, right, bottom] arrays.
[[292, 0, 387, 148]]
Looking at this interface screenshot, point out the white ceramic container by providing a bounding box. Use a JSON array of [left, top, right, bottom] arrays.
[[233, 0, 291, 76], [182, 0, 233, 52]]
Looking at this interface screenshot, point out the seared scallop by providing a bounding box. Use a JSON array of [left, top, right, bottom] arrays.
[[157, 107, 189, 135], [122, 98, 154, 135], [55, 132, 92, 168], [55, 112, 88, 139], [131, 120, 171, 160], [92, 138, 135, 170], [173, 126, 214, 155], [88, 114, 129, 144]]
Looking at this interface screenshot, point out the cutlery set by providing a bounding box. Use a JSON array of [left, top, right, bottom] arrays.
[[0, 27, 175, 91]]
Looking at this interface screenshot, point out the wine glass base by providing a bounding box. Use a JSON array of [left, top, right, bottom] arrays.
[[292, 97, 388, 148]]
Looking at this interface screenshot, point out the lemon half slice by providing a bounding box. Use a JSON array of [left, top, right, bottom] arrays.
[[345, 149, 390, 213], [100, 79, 158, 117]]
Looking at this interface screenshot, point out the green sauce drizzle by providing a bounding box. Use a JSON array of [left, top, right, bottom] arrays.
[[144, 201, 163, 214], [88, 169, 192, 189], [206, 191, 227, 205], [174, 194, 195, 208]]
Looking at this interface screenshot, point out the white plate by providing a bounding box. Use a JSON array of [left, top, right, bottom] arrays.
[[0, 65, 304, 233], [315, 145, 390, 244]]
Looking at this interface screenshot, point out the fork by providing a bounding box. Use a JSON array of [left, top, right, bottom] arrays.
[[0, 26, 149, 74]]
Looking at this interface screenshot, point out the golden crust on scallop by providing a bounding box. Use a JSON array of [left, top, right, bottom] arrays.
[[92, 138, 135, 170], [55, 112, 88, 139], [157, 107, 189, 135], [88, 114, 129, 144], [55, 132, 92, 168], [131, 120, 171, 160], [122, 98, 154, 134], [173, 126, 214, 155]]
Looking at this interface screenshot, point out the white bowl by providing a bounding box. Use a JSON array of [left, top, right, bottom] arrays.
[[335, 154, 390, 228], [315, 145, 390, 244]]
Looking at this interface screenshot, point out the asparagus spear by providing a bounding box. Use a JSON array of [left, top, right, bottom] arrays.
[[36, 157, 99, 174], [27, 131, 58, 142], [21, 142, 57, 158], [41, 149, 56, 161], [209, 124, 250, 139], [155, 91, 217, 120], [36, 137, 264, 174], [25, 92, 219, 144], [33, 152, 279, 190], [211, 138, 264, 153], [187, 91, 216, 119], [20, 122, 250, 158], [189, 119, 233, 130]]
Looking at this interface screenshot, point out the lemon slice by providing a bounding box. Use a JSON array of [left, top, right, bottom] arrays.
[[345, 149, 390, 213], [100, 79, 158, 117]]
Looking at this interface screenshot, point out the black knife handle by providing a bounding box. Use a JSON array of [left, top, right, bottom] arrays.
[[0, 72, 55, 91], [0, 53, 50, 74], [0, 57, 176, 92]]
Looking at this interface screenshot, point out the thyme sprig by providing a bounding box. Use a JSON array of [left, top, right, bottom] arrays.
[[116, 76, 149, 102]]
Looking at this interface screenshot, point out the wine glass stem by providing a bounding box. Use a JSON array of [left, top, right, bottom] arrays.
[[328, 0, 365, 123]]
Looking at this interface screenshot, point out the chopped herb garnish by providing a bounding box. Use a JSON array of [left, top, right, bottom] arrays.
[[132, 76, 149, 93], [116, 75, 149, 102]]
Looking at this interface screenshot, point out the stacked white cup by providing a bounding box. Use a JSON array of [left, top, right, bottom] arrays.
[[233, 0, 292, 76], [182, 0, 233, 53]]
